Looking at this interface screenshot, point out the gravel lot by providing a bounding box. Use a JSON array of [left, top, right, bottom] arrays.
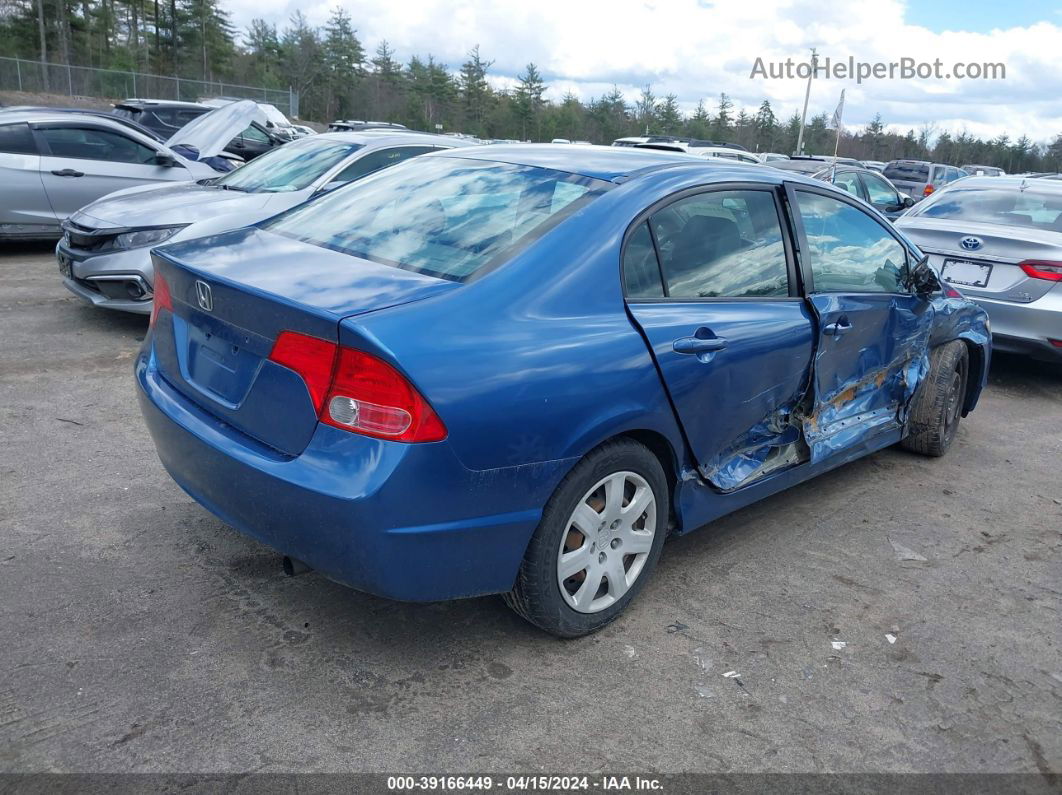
[[1, 241, 1060, 776]]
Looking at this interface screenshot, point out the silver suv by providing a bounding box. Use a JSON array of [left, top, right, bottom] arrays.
[[883, 160, 968, 201]]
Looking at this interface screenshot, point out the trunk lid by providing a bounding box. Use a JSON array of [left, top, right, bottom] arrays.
[[150, 227, 458, 456], [898, 217, 1062, 303]]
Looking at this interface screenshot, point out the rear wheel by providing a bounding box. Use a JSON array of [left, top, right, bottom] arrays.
[[504, 439, 668, 637], [902, 341, 968, 457]]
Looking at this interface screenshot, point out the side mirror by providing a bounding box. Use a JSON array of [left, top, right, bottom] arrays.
[[155, 151, 177, 167], [908, 254, 941, 295], [902, 196, 915, 208]]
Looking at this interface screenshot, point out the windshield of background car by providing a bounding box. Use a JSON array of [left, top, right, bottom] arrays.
[[884, 162, 930, 182], [263, 156, 607, 282], [910, 186, 1062, 231], [215, 138, 364, 192]]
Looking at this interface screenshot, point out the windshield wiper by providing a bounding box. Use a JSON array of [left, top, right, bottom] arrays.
[[218, 184, 250, 192]]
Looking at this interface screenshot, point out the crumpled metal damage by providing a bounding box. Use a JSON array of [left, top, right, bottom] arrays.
[[801, 352, 929, 460], [801, 293, 933, 462], [701, 293, 935, 491], [700, 405, 807, 491]]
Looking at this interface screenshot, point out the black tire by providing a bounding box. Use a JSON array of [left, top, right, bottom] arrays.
[[901, 341, 968, 457], [503, 438, 669, 638]]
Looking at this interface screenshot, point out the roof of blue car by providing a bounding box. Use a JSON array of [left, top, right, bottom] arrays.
[[435, 143, 746, 183]]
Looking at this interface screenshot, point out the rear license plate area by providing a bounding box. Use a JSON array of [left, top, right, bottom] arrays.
[[183, 314, 261, 405], [941, 259, 992, 288]]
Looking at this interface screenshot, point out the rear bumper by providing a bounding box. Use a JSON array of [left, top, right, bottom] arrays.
[[973, 288, 1062, 362], [135, 349, 574, 601]]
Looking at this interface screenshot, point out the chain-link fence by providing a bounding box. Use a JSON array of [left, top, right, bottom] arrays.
[[0, 57, 298, 118]]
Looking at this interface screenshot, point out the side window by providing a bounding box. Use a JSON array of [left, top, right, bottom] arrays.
[[622, 222, 664, 298], [40, 127, 157, 164], [794, 191, 909, 293], [240, 125, 270, 143], [330, 146, 434, 184], [862, 173, 900, 207], [150, 108, 177, 127], [649, 189, 789, 299], [177, 110, 206, 125], [0, 123, 38, 154], [831, 171, 862, 198]]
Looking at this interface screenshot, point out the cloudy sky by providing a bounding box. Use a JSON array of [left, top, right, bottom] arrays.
[[226, 0, 1062, 143]]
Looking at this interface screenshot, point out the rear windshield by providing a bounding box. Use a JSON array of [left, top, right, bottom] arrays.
[[770, 160, 823, 173], [911, 186, 1062, 231], [883, 162, 930, 182], [215, 138, 363, 193], [112, 107, 140, 120], [263, 156, 607, 281]]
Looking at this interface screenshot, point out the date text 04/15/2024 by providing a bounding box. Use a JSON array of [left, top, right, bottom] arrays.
[[386, 775, 663, 791]]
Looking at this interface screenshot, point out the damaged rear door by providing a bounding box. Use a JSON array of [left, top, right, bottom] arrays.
[[786, 185, 933, 459], [623, 185, 816, 491]]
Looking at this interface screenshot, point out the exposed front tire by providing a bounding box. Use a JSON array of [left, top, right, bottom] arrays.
[[503, 438, 669, 638], [901, 340, 968, 457]]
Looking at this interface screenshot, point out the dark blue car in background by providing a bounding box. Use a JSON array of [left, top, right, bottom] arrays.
[[136, 146, 990, 637]]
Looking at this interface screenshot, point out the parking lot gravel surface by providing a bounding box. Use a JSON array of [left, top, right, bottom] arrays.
[[1, 242, 1060, 775]]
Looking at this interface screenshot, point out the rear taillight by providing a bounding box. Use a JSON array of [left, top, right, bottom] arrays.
[[1018, 261, 1062, 282], [942, 283, 964, 299], [923, 184, 935, 196], [268, 331, 337, 413], [267, 331, 446, 443], [149, 272, 172, 329]]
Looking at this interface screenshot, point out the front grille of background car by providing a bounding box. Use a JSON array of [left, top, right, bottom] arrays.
[[64, 221, 119, 252]]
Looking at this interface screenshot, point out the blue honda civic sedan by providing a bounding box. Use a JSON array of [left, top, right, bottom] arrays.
[[136, 145, 990, 637]]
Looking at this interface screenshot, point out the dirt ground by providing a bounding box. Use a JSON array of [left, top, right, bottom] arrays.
[[1, 241, 1060, 776]]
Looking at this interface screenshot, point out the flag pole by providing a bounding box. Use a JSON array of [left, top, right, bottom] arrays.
[[829, 89, 845, 182], [795, 48, 817, 156]]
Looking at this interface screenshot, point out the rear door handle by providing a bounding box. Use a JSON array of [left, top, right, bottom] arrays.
[[673, 336, 728, 354], [823, 319, 853, 336], [51, 169, 84, 177]]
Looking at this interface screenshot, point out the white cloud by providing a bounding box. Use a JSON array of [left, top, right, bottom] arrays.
[[231, 0, 1062, 142]]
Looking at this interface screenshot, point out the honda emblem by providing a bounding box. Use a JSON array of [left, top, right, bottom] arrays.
[[195, 280, 213, 312]]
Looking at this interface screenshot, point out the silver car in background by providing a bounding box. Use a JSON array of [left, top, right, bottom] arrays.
[[896, 176, 1062, 361], [1, 101, 259, 240], [57, 131, 473, 313], [883, 159, 968, 200]]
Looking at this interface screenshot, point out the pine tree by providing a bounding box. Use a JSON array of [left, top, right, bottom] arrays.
[[458, 45, 492, 135], [863, 113, 886, 159], [244, 19, 282, 86], [685, 100, 710, 139], [635, 84, 656, 133], [657, 93, 681, 134], [514, 62, 545, 140], [711, 92, 733, 139], [753, 100, 776, 152], [322, 6, 363, 118]]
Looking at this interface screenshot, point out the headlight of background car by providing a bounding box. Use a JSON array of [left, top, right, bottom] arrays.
[[112, 226, 184, 250]]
